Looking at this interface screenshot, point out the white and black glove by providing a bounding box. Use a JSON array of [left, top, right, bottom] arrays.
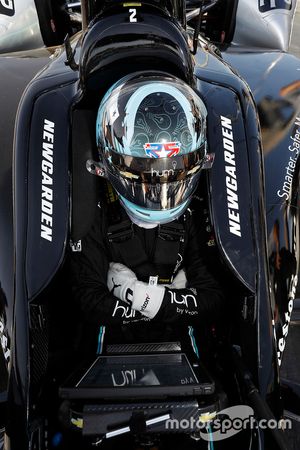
[[107, 262, 165, 319], [132, 281, 165, 319], [107, 262, 137, 304]]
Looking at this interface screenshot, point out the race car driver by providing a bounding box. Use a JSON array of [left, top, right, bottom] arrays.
[[70, 72, 225, 358]]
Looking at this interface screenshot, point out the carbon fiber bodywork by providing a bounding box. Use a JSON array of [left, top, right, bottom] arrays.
[[0, 1, 299, 449]]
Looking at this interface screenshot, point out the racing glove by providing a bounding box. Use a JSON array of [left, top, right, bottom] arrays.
[[107, 262, 137, 303], [131, 281, 165, 319], [107, 262, 165, 319]]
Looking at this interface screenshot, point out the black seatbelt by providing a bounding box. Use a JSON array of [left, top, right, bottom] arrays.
[[106, 202, 186, 284], [153, 221, 185, 284]]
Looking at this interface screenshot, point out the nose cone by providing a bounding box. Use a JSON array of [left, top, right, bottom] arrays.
[[232, 0, 296, 51]]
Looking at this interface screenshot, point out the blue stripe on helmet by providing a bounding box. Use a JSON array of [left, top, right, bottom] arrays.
[[119, 195, 189, 224]]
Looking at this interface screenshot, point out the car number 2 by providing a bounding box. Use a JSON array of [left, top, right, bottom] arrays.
[[129, 8, 137, 22]]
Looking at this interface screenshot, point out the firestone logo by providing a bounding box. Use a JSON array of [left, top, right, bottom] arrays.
[[140, 294, 150, 312]]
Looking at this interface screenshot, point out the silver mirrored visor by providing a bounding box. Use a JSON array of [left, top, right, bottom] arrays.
[[105, 145, 205, 210], [105, 144, 206, 183]]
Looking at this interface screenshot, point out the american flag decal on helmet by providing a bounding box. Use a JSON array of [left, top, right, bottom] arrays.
[[144, 142, 181, 158]]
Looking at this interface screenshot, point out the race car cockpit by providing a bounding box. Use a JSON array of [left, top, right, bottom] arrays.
[[56, 6, 233, 446], [3, 1, 298, 449]]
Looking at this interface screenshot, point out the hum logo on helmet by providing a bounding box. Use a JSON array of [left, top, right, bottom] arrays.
[[151, 168, 175, 178]]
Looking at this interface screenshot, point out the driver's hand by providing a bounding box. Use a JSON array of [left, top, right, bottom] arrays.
[[108, 263, 190, 320], [107, 262, 166, 319], [107, 262, 137, 304], [131, 282, 165, 319]]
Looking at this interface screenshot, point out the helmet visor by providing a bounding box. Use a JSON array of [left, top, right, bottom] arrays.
[[103, 144, 205, 210]]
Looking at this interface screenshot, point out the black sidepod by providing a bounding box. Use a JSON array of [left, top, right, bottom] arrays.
[[194, 49, 279, 405], [0, 52, 51, 440], [222, 50, 300, 370], [9, 52, 78, 447]]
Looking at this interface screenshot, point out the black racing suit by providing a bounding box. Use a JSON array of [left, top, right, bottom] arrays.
[[70, 201, 225, 359]]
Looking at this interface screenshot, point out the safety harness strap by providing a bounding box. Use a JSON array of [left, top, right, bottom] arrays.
[[107, 209, 185, 284], [153, 222, 185, 284], [108, 219, 151, 269]]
